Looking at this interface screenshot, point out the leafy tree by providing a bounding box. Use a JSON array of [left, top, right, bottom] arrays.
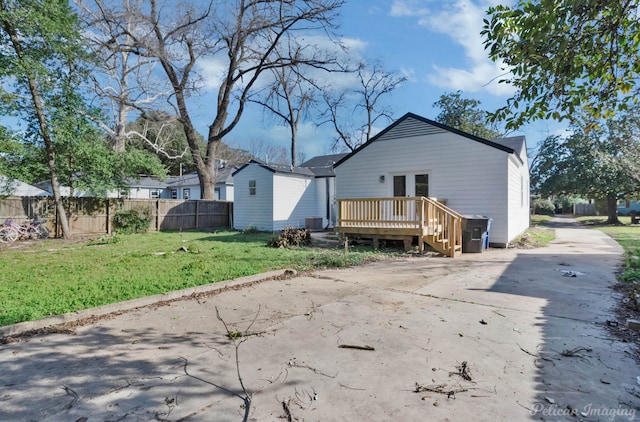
[[532, 112, 640, 223], [482, 0, 640, 130], [433, 91, 502, 139], [0, 0, 93, 238]]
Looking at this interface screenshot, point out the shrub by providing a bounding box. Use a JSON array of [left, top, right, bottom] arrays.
[[242, 225, 260, 234], [532, 198, 555, 215], [268, 227, 311, 248], [112, 206, 153, 234]]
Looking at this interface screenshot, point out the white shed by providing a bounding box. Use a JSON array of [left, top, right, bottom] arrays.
[[334, 113, 530, 247], [232, 154, 345, 232]]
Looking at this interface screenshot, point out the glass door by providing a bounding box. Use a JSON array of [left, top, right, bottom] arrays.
[[415, 174, 429, 197]]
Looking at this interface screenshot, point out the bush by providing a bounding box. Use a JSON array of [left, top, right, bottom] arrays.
[[268, 227, 311, 248], [532, 198, 555, 215], [112, 206, 153, 234]]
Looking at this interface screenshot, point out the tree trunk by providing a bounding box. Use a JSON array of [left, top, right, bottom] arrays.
[[2, 12, 72, 238], [605, 194, 621, 225], [291, 123, 297, 167]]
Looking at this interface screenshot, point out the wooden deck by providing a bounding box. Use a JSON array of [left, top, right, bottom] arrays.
[[335, 197, 462, 257]]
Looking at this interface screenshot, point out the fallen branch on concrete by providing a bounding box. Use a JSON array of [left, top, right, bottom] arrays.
[[414, 383, 468, 399], [338, 344, 375, 351], [281, 399, 293, 422], [449, 361, 472, 382], [560, 347, 592, 358], [288, 361, 336, 378]]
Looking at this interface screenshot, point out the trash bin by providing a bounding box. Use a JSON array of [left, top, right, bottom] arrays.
[[462, 215, 490, 253], [483, 218, 493, 249]]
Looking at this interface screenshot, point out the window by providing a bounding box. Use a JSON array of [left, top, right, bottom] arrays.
[[415, 174, 429, 197], [119, 190, 129, 199], [171, 189, 177, 199], [393, 175, 406, 215], [249, 180, 256, 195], [150, 189, 160, 199], [183, 188, 190, 200]]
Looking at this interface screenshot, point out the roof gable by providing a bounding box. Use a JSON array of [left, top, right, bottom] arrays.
[[334, 112, 523, 167], [232, 159, 315, 178]]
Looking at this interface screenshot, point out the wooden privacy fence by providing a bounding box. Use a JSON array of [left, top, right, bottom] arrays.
[[0, 197, 233, 237]]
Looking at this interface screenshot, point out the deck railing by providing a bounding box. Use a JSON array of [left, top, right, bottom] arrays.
[[336, 197, 462, 256]]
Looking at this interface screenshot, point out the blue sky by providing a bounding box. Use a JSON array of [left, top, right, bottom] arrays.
[[203, 0, 567, 161]]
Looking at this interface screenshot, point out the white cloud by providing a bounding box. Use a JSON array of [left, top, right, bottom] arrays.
[[389, 0, 432, 17], [393, 0, 515, 96]]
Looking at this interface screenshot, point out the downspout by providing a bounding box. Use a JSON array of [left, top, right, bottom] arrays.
[[326, 177, 330, 228]]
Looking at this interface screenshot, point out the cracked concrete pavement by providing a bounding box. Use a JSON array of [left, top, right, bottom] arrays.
[[1, 216, 639, 421]]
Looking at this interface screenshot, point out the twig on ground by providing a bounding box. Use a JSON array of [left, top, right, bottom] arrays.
[[338, 382, 367, 391], [288, 361, 336, 378], [449, 361, 472, 382], [517, 343, 538, 357], [62, 385, 79, 409], [560, 346, 592, 358], [414, 383, 468, 399], [338, 344, 375, 351], [216, 306, 262, 421], [282, 399, 293, 422]]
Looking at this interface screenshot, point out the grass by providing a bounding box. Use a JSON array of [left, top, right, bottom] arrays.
[[592, 224, 640, 285], [508, 215, 555, 248], [0, 230, 397, 327], [576, 215, 632, 225]]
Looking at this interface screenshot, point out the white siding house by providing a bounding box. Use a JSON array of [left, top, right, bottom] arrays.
[[232, 154, 345, 232], [166, 164, 237, 201], [0, 176, 50, 197], [334, 113, 530, 247]]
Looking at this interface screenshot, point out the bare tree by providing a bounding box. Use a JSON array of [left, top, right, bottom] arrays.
[[82, 0, 344, 199], [251, 65, 316, 166], [320, 60, 406, 152], [75, 0, 178, 155], [247, 138, 290, 165]]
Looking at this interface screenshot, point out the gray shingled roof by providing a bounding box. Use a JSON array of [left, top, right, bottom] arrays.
[[167, 165, 238, 187], [299, 153, 347, 177]]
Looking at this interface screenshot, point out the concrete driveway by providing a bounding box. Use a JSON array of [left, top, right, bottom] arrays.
[[1, 217, 639, 421]]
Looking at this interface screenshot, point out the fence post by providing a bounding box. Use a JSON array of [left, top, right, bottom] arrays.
[[106, 198, 111, 234], [195, 200, 199, 229], [156, 199, 160, 231]]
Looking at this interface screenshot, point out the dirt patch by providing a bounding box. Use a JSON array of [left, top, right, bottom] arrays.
[[609, 282, 640, 361]]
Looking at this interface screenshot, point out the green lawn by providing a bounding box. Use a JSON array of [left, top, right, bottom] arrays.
[[576, 215, 633, 225], [593, 224, 640, 284], [0, 230, 393, 327]]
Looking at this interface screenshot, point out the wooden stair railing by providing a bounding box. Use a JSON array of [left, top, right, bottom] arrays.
[[336, 197, 463, 257], [417, 197, 462, 257]]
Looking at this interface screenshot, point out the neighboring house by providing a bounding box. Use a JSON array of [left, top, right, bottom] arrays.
[[167, 164, 238, 201], [122, 176, 172, 199], [34, 160, 239, 200], [333, 112, 530, 247], [0, 176, 50, 197], [232, 153, 346, 231], [618, 200, 640, 216]]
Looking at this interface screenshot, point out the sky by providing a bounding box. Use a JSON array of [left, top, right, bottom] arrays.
[[195, 0, 568, 161]]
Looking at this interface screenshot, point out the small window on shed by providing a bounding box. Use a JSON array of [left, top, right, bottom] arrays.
[[249, 180, 256, 195], [171, 189, 177, 199], [183, 188, 190, 200]]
